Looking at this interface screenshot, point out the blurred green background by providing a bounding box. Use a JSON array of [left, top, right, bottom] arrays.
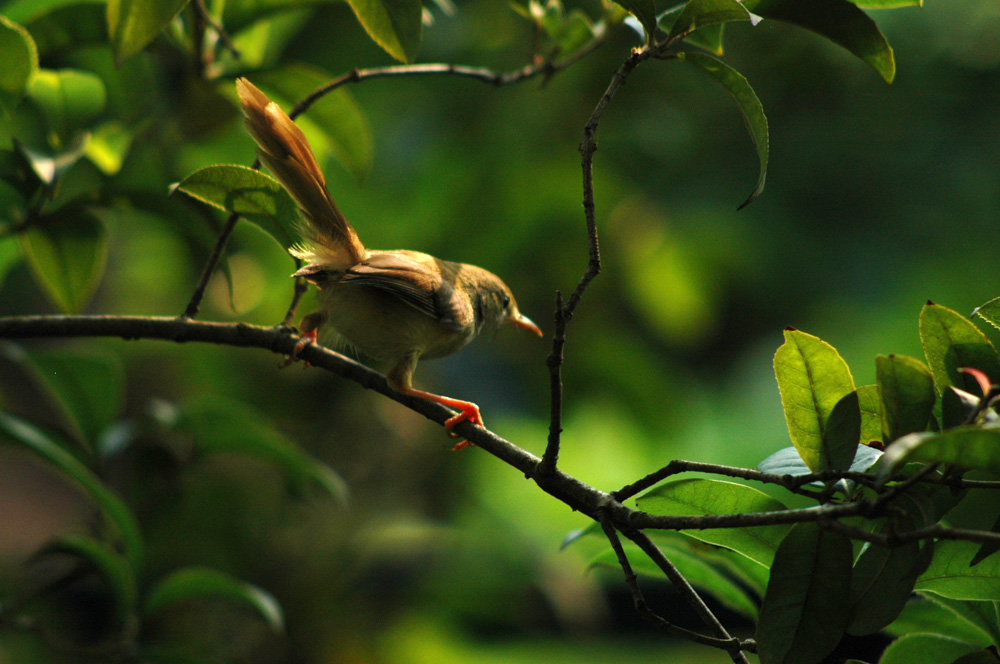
[[0, 0, 998, 662]]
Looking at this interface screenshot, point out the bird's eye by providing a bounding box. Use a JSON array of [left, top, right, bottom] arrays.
[[502, 295, 511, 309]]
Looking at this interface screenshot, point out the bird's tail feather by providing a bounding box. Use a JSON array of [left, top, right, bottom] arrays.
[[236, 78, 365, 271]]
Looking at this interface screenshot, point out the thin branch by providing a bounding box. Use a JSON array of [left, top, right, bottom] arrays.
[[182, 211, 240, 318], [623, 528, 750, 664], [598, 513, 747, 651], [539, 290, 565, 476]]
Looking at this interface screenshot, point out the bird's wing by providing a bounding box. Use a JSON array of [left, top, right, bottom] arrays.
[[341, 253, 467, 332]]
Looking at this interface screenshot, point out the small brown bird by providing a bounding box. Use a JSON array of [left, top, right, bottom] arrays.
[[236, 78, 542, 446]]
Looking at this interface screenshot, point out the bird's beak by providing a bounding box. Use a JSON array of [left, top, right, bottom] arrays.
[[511, 313, 543, 337]]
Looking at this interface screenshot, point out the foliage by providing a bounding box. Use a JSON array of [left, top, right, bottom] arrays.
[[0, 0, 998, 663]]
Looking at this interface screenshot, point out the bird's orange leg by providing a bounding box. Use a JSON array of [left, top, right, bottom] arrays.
[[282, 311, 325, 367], [389, 355, 483, 451]]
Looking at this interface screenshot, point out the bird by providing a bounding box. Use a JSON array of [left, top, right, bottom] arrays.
[[235, 78, 543, 448]]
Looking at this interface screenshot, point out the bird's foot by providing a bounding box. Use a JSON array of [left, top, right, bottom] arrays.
[[443, 402, 483, 452], [281, 329, 317, 367]]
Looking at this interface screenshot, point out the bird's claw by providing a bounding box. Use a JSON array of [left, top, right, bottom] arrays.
[[444, 404, 483, 452], [281, 330, 318, 367]]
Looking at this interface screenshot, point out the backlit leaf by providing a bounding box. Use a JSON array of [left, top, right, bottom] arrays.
[[0, 15, 38, 114], [917, 541, 1000, 601], [345, 0, 422, 63], [920, 302, 1000, 396], [877, 354, 935, 444], [107, 0, 192, 65], [882, 427, 1000, 476], [20, 209, 108, 313]]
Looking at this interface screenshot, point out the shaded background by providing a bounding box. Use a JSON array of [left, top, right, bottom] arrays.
[[1, 0, 998, 661]]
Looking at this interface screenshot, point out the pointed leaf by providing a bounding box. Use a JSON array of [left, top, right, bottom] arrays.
[[877, 354, 935, 444], [882, 427, 1000, 476], [172, 398, 348, 503], [667, 0, 760, 43], [756, 523, 852, 664], [0, 411, 143, 570], [346, 0, 422, 62], [924, 594, 1000, 648], [13, 134, 91, 187], [0, 15, 39, 114], [684, 24, 725, 55], [917, 541, 1000, 601], [144, 566, 284, 632], [637, 478, 790, 567], [107, 0, 192, 65], [743, 0, 895, 83], [173, 165, 299, 251], [886, 596, 995, 646], [20, 209, 108, 314], [879, 634, 978, 664], [848, 536, 931, 635], [677, 51, 768, 209], [970, 509, 1000, 567], [615, 0, 657, 43], [774, 328, 858, 471], [920, 302, 1000, 396], [972, 297, 1000, 332]]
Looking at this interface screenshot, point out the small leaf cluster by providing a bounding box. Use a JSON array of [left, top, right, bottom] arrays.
[[581, 299, 1000, 664]]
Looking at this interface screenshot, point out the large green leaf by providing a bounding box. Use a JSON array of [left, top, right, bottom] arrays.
[[144, 566, 284, 632], [20, 209, 108, 314], [173, 164, 300, 252], [676, 51, 768, 209], [917, 541, 1000, 601], [29, 347, 124, 448], [636, 478, 790, 567], [107, 0, 192, 65], [0, 15, 38, 114], [774, 328, 859, 471], [882, 427, 1000, 476], [345, 0, 422, 63], [878, 633, 979, 664], [920, 302, 1000, 396], [923, 594, 1000, 648], [756, 523, 853, 664], [886, 596, 995, 647], [848, 531, 931, 635], [26, 68, 106, 137], [667, 0, 760, 43], [877, 354, 935, 444], [254, 65, 374, 182], [172, 398, 348, 503], [856, 384, 883, 445], [590, 537, 760, 618], [743, 0, 895, 83], [0, 411, 144, 570], [23, 2, 108, 57]]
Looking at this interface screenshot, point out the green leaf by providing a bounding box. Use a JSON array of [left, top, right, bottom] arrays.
[[848, 536, 931, 635], [173, 165, 300, 251], [637, 478, 790, 567], [20, 209, 108, 314], [36, 535, 138, 624], [886, 596, 995, 647], [591, 537, 760, 619], [878, 633, 978, 664], [13, 134, 91, 187], [920, 302, 1000, 396], [27, 68, 106, 137], [756, 523, 853, 664], [0, 238, 22, 290], [0, 411, 144, 570], [254, 65, 374, 182], [857, 384, 883, 445], [972, 297, 1000, 332], [773, 328, 858, 471], [743, 0, 895, 83], [172, 398, 348, 503], [970, 510, 1000, 567], [345, 0, 422, 63], [676, 52, 768, 209], [0, 15, 39, 114], [684, 24, 725, 55], [21, 3, 109, 57], [1, 0, 103, 24], [877, 354, 935, 443], [667, 0, 760, 43], [107, 0, 192, 65], [852, 0, 921, 7], [85, 121, 134, 176], [950, 650, 1000, 664], [917, 541, 1000, 601], [616, 0, 657, 43], [882, 427, 1000, 476], [143, 566, 284, 632], [21, 346, 124, 448], [924, 594, 1000, 648]]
